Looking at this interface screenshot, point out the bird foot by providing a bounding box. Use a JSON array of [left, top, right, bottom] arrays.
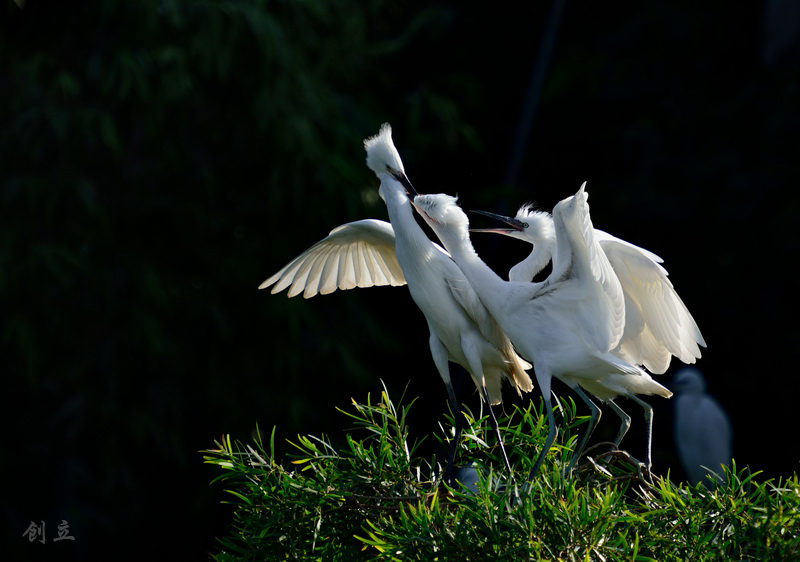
[[581, 440, 618, 458], [577, 449, 654, 488]]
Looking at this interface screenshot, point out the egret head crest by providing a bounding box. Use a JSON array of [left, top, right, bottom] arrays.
[[364, 123, 406, 178], [514, 205, 555, 243], [412, 193, 470, 240]]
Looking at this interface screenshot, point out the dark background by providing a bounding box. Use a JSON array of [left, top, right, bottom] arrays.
[[3, 0, 799, 558]]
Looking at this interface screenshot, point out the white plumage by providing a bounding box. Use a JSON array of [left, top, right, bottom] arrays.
[[470, 202, 706, 463], [259, 219, 406, 298], [472, 204, 705, 373], [259, 124, 532, 480], [413, 185, 689, 477]]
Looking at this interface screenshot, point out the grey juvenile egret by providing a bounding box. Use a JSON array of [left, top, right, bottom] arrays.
[[672, 367, 732, 487], [412, 185, 676, 479], [260, 124, 533, 481], [471, 204, 705, 464]]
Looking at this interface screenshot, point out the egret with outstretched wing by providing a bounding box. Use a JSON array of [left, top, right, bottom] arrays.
[[260, 124, 532, 482], [470, 203, 705, 465], [413, 185, 680, 479]]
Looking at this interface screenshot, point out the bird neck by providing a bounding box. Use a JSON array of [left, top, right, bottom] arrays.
[[430, 222, 508, 307], [380, 180, 434, 259], [510, 240, 555, 282]]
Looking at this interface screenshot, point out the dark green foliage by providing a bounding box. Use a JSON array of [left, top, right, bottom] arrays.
[[205, 388, 800, 560], [5, 0, 800, 558], [2, 1, 469, 555]]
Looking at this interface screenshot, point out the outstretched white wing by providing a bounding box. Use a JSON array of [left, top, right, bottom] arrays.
[[598, 231, 705, 373], [259, 219, 406, 299]]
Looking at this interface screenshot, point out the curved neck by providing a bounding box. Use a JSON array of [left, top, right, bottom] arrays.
[[428, 221, 509, 309], [380, 179, 435, 260], [510, 242, 554, 282]]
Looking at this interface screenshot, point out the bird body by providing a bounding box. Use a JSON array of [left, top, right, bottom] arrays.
[[375, 173, 532, 405], [413, 185, 679, 476], [672, 367, 732, 486], [260, 124, 532, 480], [415, 186, 640, 396], [471, 200, 706, 465], [473, 205, 705, 375], [261, 126, 532, 404]]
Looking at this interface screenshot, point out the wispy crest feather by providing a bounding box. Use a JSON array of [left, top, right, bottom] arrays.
[[364, 123, 405, 175]]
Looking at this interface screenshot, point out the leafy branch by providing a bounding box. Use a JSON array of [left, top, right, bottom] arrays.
[[204, 386, 800, 560]]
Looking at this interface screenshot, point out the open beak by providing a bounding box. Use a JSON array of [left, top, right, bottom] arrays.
[[392, 171, 418, 197], [470, 209, 526, 234]]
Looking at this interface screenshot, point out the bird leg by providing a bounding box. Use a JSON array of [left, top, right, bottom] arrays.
[[578, 449, 654, 488], [460, 337, 514, 479], [606, 398, 632, 448], [582, 396, 653, 478], [581, 398, 652, 473], [527, 391, 557, 481], [428, 335, 466, 484], [480, 386, 514, 476], [566, 387, 602, 474], [629, 395, 654, 470], [580, 398, 631, 458], [443, 380, 464, 485]]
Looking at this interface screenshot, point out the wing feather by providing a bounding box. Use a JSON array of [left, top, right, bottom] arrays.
[[601, 234, 705, 372], [551, 184, 626, 352], [259, 219, 406, 298]]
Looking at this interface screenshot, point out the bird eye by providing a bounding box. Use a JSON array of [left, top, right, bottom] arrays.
[[522, 223, 529, 229]]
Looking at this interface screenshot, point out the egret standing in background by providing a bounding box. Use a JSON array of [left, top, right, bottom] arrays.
[[260, 124, 533, 482], [470, 204, 705, 462], [412, 186, 682, 479], [672, 367, 732, 487]]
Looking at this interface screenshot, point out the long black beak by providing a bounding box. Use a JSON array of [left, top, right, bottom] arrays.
[[470, 209, 526, 233], [392, 171, 418, 197]]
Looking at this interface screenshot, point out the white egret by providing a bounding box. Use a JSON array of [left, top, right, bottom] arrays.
[[259, 124, 533, 481], [412, 185, 678, 479], [470, 204, 706, 464], [672, 367, 732, 487]]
